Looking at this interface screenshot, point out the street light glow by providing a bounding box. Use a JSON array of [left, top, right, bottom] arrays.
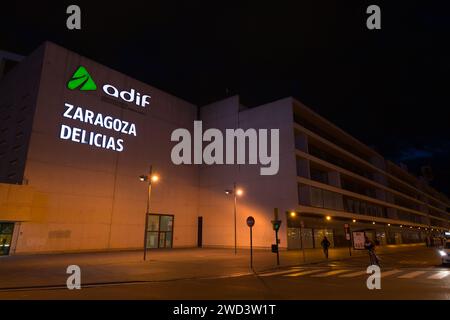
[[290, 211, 296, 217], [151, 174, 159, 183], [236, 188, 244, 196], [387, 223, 391, 226], [326, 216, 331, 221], [352, 219, 356, 223], [372, 221, 375, 225]]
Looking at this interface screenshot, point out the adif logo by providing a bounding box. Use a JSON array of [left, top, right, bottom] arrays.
[[67, 66, 97, 91], [102, 84, 151, 108], [67, 66, 151, 107]]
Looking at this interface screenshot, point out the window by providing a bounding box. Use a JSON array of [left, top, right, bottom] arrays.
[[309, 186, 344, 211], [146, 214, 174, 249], [310, 167, 328, 184], [0, 223, 14, 256]]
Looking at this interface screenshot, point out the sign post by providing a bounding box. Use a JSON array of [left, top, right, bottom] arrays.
[[344, 223, 352, 256], [271, 208, 282, 266], [246, 216, 255, 269]]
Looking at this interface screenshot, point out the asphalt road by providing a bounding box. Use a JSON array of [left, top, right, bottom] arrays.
[[1, 247, 449, 299]]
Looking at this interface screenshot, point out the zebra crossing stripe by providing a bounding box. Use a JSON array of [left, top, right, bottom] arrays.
[[427, 271, 450, 280], [381, 269, 402, 277], [338, 270, 367, 278], [259, 269, 303, 277], [311, 269, 350, 277], [398, 271, 427, 279], [284, 269, 324, 277]]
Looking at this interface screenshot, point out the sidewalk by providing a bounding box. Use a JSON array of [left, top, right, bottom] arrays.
[[0, 243, 425, 290]]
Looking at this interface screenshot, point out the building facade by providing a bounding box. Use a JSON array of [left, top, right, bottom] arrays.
[[0, 42, 449, 255]]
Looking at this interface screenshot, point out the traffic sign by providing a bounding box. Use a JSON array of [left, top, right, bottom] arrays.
[[246, 216, 255, 227]]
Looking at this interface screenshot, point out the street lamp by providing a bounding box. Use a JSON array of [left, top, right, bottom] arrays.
[[140, 166, 160, 261], [225, 182, 244, 255]]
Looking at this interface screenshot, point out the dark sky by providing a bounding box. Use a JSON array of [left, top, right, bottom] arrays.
[[1, 1, 449, 195]]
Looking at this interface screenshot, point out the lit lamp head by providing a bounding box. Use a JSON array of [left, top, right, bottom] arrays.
[[236, 188, 244, 196], [139, 173, 160, 183], [290, 211, 296, 218], [326, 216, 331, 221]]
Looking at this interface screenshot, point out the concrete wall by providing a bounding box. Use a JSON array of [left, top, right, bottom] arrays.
[[198, 96, 298, 249], [12, 42, 200, 253]]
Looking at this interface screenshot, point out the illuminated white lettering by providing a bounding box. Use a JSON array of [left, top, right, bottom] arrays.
[[103, 84, 119, 97], [129, 124, 137, 136], [121, 121, 129, 134], [84, 109, 94, 124], [104, 116, 113, 129], [60, 125, 72, 139], [120, 88, 135, 102], [102, 84, 151, 107], [63, 103, 74, 118], [116, 139, 124, 152], [72, 127, 82, 142], [113, 119, 122, 131], [94, 133, 102, 147], [93, 113, 104, 127], [141, 95, 151, 107], [73, 107, 84, 121], [106, 137, 116, 150]]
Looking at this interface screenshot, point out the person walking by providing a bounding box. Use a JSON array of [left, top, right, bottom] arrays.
[[364, 236, 380, 266], [321, 236, 331, 259]]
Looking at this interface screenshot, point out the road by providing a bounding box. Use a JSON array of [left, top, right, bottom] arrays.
[[0, 246, 448, 299]]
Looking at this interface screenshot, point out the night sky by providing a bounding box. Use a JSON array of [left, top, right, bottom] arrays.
[[1, 1, 449, 195]]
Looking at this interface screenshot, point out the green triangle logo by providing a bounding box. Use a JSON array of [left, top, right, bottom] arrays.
[[67, 66, 97, 91]]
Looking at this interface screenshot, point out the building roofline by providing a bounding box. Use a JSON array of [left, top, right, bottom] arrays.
[[290, 97, 450, 203], [0, 50, 24, 62]]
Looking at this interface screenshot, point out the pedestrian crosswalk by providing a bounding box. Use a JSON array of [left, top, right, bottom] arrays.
[[257, 267, 450, 280]]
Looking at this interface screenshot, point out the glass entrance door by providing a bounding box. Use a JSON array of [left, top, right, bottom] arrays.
[[146, 214, 173, 249], [0, 223, 14, 256]]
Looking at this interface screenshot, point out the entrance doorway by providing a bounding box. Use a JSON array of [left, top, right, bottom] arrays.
[[0, 223, 14, 256], [197, 216, 203, 247], [146, 214, 174, 249]]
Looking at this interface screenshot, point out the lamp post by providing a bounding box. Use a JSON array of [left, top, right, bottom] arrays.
[[140, 166, 159, 261], [225, 183, 243, 255]]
